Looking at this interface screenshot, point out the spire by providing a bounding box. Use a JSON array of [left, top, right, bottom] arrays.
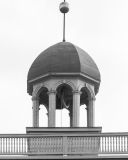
[[59, 1, 69, 42]]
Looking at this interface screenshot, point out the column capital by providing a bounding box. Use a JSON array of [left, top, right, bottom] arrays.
[[47, 90, 57, 95], [31, 97, 40, 101], [87, 97, 96, 101], [72, 90, 82, 95]]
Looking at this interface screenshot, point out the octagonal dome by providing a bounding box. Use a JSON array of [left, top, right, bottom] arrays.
[[27, 42, 101, 95]]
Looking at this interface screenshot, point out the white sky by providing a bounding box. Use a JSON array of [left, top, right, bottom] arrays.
[[0, 0, 128, 134]]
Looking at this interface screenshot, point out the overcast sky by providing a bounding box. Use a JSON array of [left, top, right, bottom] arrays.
[[0, 0, 128, 133]]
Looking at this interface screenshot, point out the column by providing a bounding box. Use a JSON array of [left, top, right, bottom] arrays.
[[72, 90, 81, 127], [87, 97, 95, 127], [47, 90, 56, 127], [32, 97, 40, 127]]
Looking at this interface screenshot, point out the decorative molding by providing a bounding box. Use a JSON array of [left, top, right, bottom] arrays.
[[86, 83, 95, 99], [47, 90, 57, 95], [72, 90, 82, 95], [28, 72, 100, 84], [87, 97, 96, 101], [32, 83, 49, 98], [31, 97, 40, 101], [53, 80, 76, 90]]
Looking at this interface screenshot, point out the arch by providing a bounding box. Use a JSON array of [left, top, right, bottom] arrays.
[[86, 84, 95, 99], [53, 80, 76, 91], [80, 83, 95, 99], [32, 83, 50, 98]]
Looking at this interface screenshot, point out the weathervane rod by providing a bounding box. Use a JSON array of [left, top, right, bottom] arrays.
[[59, 0, 69, 42], [63, 13, 65, 42]]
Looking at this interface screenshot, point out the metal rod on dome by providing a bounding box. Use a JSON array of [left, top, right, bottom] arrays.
[[63, 13, 65, 42], [63, 0, 66, 42], [59, 0, 69, 42]]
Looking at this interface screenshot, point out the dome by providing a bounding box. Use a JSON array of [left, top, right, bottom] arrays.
[[27, 42, 100, 94]]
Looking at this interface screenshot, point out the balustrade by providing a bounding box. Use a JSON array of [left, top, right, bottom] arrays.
[[0, 133, 128, 156]]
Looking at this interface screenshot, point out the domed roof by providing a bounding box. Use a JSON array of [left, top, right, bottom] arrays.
[[27, 42, 100, 82]]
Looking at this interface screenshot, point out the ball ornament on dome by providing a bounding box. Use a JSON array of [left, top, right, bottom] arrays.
[[59, 2, 69, 13]]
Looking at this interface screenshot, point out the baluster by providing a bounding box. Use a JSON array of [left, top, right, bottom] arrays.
[[61, 137, 63, 153], [99, 136, 101, 153], [37, 137, 39, 153], [54, 137, 56, 153], [71, 137, 73, 152], [42, 137, 44, 153], [3, 138, 5, 153], [3, 138, 4, 153], [121, 136, 123, 152], [119, 136, 121, 152], [89, 137, 93, 152], [116, 136, 118, 152], [87, 137, 89, 152], [53, 137, 55, 153], [72, 137, 74, 152], [127, 136, 128, 152], [56, 137, 58, 153], [19, 138, 21, 153], [102, 137, 104, 152], [8, 138, 10, 153], [6, 138, 7, 153], [44, 138, 46, 152], [22, 138, 24, 153], [24, 138, 26, 153], [74, 137, 76, 152], [110, 137, 111, 152], [0, 138, 2, 153], [81, 137, 84, 152], [39, 137, 42, 153], [50, 137, 52, 153], [82, 137, 84, 152], [104, 136, 106, 152], [77, 137, 79, 152], [104, 137, 105, 152], [86, 137, 88, 152], [14, 138, 15, 153], [40, 137, 42, 152], [45, 137, 47, 153], [75, 137, 77, 152], [124, 136, 126, 153], [59, 137, 61, 153], [57, 137, 59, 153], [46, 137, 48, 153], [107, 137, 109, 152], [48, 137, 50, 153], [15, 138, 17, 153], [113, 136, 115, 152], [84, 137, 86, 152]]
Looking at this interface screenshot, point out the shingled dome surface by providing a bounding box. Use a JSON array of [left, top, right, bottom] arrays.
[[27, 42, 100, 82]]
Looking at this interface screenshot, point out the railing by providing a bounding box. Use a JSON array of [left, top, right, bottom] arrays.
[[0, 133, 128, 155]]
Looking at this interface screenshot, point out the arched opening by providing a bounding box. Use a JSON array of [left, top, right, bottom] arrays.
[[80, 105, 87, 127], [38, 87, 49, 127], [56, 83, 73, 127], [79, 87, 89, 127], [39, 105, 48, 127]]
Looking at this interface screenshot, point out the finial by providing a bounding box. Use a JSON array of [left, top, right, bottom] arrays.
[[59, 1, 69, 42]]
